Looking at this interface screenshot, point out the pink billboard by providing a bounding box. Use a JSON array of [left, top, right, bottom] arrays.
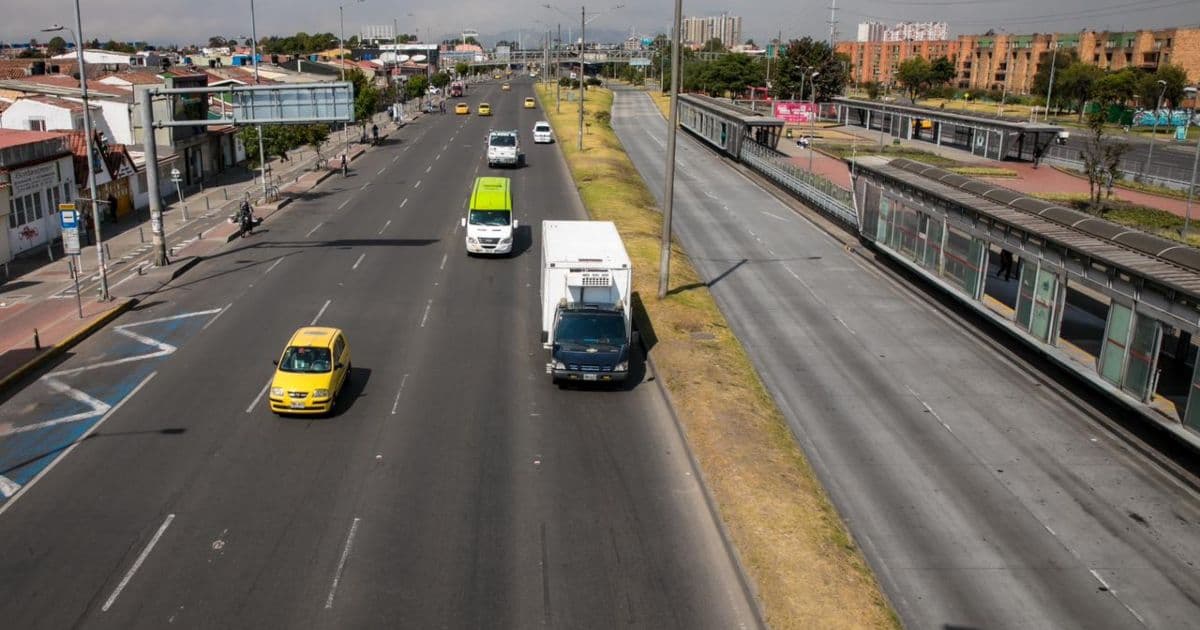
[[773, 101, 816, 124]]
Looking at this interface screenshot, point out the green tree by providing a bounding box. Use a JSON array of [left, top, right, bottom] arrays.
[[864, 81, 882, 100], [1134, 64, 1189, 109], [1078, 111, 1128, 213], [689, 53, 763, 96], [430, 71, 452, 89], [1031, 46, 1079, 111], [208, 36, 227, 48], [1056, 62, 1105, 120], [47, 36, 68, 56], [929, 56, 956, 86], [405, 74, 430, 100], [454, 62, 470, 77], [773, 37, 848, 102], [344, 69, 380, 126], [1094, 68, 1138, 106], [895, 56, 931, 100], [700, 37, 725, 53]]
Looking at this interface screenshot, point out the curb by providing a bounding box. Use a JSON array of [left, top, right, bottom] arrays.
[[0, 298, 137, 396]]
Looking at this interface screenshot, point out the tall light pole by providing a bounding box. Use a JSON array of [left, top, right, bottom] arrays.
[[658, 0, 682, 299], [1043, 40, 1058, 123], [249, 0, 268, 205], [339, 0, 365, 82], [809, 70, 819, 173], [1182, 86, 1198, 238], [545, 3, 623, 150], [44, 15, 108, 299], [1143, 79, 1169, 179]]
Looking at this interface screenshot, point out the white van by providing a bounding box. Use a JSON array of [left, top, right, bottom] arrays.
[[533, 121, 554, 144]]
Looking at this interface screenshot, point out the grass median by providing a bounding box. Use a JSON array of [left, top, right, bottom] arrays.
[[534, 83, 897, 629]]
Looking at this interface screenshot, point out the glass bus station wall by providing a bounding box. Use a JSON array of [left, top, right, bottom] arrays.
[[855, 175, 1200, 437]]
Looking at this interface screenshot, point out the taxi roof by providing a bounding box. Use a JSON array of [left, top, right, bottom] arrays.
[[287, 326, 340, 347], [470, 176, 512, 211]]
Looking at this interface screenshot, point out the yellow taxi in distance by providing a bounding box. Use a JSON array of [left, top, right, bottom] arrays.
[[269, 327, 352, 415], [493, 73, 501, 79], [455, 102, 470, 115], [523, 97, 536, 109], [478, 103, 492, 116], [501, 83, 511, 91]]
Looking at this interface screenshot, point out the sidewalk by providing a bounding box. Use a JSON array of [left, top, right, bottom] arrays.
[[0, 107, 419, 396]]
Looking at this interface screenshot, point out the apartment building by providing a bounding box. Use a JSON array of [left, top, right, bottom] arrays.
[[838, 26, 1200, 93], [682, 14, 743, 49]]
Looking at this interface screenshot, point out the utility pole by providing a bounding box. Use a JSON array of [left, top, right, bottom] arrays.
[[579, 5, 586, 151], [658, 0, 683, 299], [250, 0, 268, 205], [557, 23, 562, 113], [1144, 79, 1168, 179], [827, 0, 838, 49], [141, 94, 168, 267], [1043, 40, 1057, 123]]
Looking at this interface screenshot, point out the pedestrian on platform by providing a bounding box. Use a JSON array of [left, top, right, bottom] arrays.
[[997, 249, 1014, 281]]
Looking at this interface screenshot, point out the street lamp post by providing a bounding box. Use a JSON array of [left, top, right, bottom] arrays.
[[1043, 41, 1058, 123], [43, 12, 108, 300], [809, 70, 819, 173], [658, 0, 682, 299], [250, 0, 268, 206], [1182, 87, 1199, 238], [545, 3, 623, 150], [1143, 79, 1169, 180]]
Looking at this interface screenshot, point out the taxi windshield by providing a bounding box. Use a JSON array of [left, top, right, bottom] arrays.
[[278, 346, 332, 373], [469, 210, 512, 226]]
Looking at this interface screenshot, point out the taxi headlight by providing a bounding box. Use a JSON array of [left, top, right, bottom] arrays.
[[270, 387, 284, 397], [313, 389, 330, 399], [614, 361, 629, 372], [554, 361, 567, 370]]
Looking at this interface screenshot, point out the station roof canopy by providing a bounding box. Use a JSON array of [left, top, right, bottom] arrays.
[[833, 97, 1065, 134], [680, 94, 784, 127], [861, 158, 1200, 298]]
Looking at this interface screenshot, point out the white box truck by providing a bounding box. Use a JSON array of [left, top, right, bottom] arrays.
[[541, 220, 633, 384]]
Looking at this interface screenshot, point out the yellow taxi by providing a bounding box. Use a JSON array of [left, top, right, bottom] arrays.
[[493, 73, 501, 79], [455, 102, 470, 115], [501, 83, 511, 91], [268, 327, 352, 415], [478, 102, 492, 116], [523, 97, 536, 109]]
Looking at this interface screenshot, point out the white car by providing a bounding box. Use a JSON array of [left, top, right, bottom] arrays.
[[487, 130, 521, 167], [533, 121, 554, 144]]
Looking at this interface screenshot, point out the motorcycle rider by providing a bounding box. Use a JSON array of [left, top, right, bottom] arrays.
[[238, 199, 255, 237]]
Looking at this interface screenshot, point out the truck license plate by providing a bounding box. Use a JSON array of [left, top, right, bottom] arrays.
[[582, 374, 598, 381], [290, 401, 306, 409]]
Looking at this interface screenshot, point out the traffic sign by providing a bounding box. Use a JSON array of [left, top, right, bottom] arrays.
[[59, 204, 78, 229], [629, 58, 651, 67]]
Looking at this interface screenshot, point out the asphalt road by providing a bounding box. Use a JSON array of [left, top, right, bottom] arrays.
[[0, 79, 759, 629], [611, 86, 1200, 630], [1049, 131, 1197, 181]]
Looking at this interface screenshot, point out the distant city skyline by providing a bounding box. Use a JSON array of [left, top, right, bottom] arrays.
[[2, 0, 1198, 47]]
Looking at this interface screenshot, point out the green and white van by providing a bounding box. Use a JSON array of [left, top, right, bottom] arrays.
[[461, 176, 518, 255]]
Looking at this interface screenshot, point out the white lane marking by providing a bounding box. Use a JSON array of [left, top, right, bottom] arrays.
[[102, 513, 175, 612], [352, 253, 366, 270], [439, 253, 448, 271], [306, 222, 324, 238], [419, 300, 432, 328], [833, 315, 857, 336], [391, 374, 409, 415], [400, 198, 408, 208], [378, 219, 391, 235], [0, 373, 157, 514], [325, 517, 362, 609], [435, 153, 441, 161], [264, 257, 285, 275], [1089, 569, 1111, 590], [46, 309, 222, 379], [311, 299, 332, 326], [6, 378, 112, 435], [904, 386, 953, 434], [414, 180, 422, 189], [360, 183, 369, 191], [337, 199, 351, 211], [246, 378, 272, 414], [201, 303, 233, 331], [392, 155, 399, 163], [760, 210, 790, 223], [377, 167, 387, 175], [0, 475, 20, 498], [782, 264, 827, 306], [425, 165, 432, 173]]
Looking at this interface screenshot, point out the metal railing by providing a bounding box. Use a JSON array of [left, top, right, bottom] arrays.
[[739, 140, 859, 229], [1042, 144, 1193, 191]]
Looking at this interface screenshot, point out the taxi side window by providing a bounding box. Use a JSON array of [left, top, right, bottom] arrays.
[[333, 336, 346, 363]]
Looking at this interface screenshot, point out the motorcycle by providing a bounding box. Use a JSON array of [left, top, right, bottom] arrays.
[[229, 203, 263, 237]]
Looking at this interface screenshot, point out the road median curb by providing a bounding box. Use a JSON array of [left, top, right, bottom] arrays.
[[0, 298, 137, 396]]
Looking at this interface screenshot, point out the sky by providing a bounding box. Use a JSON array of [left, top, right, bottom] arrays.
[[3, 0, 1199, 47]]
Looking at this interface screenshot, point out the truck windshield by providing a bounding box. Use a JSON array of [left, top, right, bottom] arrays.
[[469, 210, 511, 226], [555, 312, 626, 346], [490, 135, 517, 147]]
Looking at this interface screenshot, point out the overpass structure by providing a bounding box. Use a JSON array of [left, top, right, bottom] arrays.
[[468, 48, 647, 67]]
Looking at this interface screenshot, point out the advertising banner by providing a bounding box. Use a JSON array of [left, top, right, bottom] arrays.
[[773, 101, 817, 124]]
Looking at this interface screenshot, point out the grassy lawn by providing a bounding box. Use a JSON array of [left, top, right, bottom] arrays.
[[535, 84, 898, 630], [821, 143, 960, 167], [947, 166, 1019, 177], [1050, 165, 1194, 201]]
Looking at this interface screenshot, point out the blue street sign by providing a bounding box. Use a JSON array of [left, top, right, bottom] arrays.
[[59, 207, 78, 229]]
